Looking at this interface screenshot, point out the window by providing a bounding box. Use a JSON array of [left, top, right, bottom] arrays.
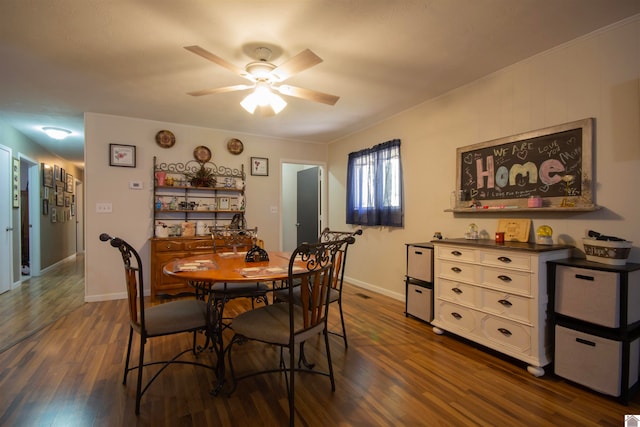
[[346, 139, 403, 227]]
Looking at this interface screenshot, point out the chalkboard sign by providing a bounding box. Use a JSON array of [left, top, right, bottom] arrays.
[[455, 118, 594, 208]]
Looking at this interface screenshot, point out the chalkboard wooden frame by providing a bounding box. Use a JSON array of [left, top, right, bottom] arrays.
[[454, 118, 594, 210]]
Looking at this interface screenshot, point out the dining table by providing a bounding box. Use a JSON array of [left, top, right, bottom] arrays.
[[163, 249, 304, 394]]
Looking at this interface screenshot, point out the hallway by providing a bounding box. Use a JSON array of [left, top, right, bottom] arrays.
[[0, 254, 84, 353]]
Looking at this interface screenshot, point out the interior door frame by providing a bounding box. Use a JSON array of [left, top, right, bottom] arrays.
[[0, 144, 13, 293], [22, 154, 41, 278], [280, 159, 327, 252]]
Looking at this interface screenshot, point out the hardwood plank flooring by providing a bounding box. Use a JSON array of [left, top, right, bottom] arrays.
[[0, 256, 638, 426], [0, 254, 85, 353]]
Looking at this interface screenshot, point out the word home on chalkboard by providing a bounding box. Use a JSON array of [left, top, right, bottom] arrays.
[[455, 118, 594, 209]]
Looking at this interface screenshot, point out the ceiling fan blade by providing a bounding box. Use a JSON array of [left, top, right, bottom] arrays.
[[275, 85, 340, 105], [270, 49, 323, 81], [187, 84, 253, 97], [184, 45, 253, 80]]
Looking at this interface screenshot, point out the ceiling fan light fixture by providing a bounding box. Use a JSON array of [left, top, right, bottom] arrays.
[[42, 127, 71, 140], [240, 85, 287, 115]]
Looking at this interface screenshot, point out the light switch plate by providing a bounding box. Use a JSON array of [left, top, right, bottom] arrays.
[[129, 181, 143, 190]]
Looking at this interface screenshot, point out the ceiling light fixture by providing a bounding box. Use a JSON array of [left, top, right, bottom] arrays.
[[42, 127, 72, 140], [240, 83, 287, 116]]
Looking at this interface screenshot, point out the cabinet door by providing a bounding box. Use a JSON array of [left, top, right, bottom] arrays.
[[152, 250, 191, 293]]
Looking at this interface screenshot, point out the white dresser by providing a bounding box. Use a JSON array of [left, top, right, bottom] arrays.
[[432, 239, 571, 376]]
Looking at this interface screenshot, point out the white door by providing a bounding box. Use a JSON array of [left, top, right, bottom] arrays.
[[0, 145, 13, 293]]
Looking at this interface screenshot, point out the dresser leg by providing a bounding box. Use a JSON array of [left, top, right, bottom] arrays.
[[432, 326, 444, 335], [527, 365, 545, 377]]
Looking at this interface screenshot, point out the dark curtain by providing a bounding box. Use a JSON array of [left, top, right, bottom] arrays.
[[346, 139, 403, 227]]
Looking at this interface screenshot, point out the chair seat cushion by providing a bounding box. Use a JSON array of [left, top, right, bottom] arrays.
[[273, 286, 339, 304], [231, 303, 324, 345], [144, 299, 208, 337], [211, 282, 270, 295]]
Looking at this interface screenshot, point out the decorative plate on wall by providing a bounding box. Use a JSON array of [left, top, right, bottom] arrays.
[[155, 130, 176, 148], [193, 145, 212, 162], [227, 138, 244, 155]]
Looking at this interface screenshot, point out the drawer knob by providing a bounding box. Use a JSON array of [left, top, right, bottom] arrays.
[[452, 287, 462, 294], [165, 244, 172, 249], [451, 250, 462, 256], [498, 328, 512, 337], [497, 275, 512, 282], [498, 299, 512, 307], [451, 312, 462, 320], [497, 256, 512, 263], [451, 267, 462, 273]]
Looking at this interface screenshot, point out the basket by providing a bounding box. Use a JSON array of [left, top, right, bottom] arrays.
[[582, 238, 632, 266]]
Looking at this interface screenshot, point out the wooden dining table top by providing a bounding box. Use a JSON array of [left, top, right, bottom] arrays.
[[163, 251, 300, 283]]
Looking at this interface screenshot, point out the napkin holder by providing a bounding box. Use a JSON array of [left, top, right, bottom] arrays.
[[245, 246, 269, 262]]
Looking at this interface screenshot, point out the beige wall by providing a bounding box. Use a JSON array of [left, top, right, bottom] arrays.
[[84, 113, 327, 301], [328, 16, 640, 300], [81, 15, 640, 302]]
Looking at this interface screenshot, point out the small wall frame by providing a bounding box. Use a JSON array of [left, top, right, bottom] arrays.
[[110, 144, 136, 168], [250, 157, 268, 176]]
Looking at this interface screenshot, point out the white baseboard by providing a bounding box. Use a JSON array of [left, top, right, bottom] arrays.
[[344, 275, 404, 302]]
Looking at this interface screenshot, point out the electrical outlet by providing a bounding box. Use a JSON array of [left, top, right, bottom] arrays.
[[96, 202, 112, 213]]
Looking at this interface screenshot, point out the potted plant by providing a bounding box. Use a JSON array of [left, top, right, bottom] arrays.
[[184, 164, 216, 187]]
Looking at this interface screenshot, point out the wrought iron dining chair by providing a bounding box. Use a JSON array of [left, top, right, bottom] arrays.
[[99, 233, 214, 415], [210, 227, 270, 313], [226, 236, 354, 427], [275, 228, 362, 348]]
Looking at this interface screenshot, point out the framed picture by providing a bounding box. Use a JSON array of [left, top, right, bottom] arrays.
[[42, 199, 49, 216], [43, 186, 49, 200], [54, 165, 61, 181], [110, 143, 136, 168], [51, 207, 57, 223], [218, 197, 230, 210], [56, 183, 64, 206], [60, 168, 65, 182], [251, 157, 268, 176], [454, 117, 594, 209], [65, 195, 71, 207], [13, 158, 20, 208], [66, 173, 74, 193], [42, 163, 54, 188]]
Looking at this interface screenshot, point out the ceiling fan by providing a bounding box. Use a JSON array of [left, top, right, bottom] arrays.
[[184, 45, 340, 115]]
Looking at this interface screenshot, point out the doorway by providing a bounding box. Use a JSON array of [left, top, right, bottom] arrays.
[[19, 156, 41, 280], [281, 162, 325, 252]]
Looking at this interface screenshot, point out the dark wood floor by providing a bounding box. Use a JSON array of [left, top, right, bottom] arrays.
[[0, 255, 638, 426], [0, 254, 85, 353]]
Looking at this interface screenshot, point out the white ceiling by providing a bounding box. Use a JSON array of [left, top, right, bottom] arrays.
[[2, 0, 640, 168]]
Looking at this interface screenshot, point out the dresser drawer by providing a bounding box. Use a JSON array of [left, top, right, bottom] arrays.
[[479, 250, 531, 271], [185, 239, 214, 251], [482, 289, 531, 323], [434, 301, 477, 333], [480, 266, 531, 295], [436, 278, 478, 307], [152, 240, 185, 252], [437, 259, 477, 283], [436, 245, 476, 263], [482, 315, 532, 353]]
